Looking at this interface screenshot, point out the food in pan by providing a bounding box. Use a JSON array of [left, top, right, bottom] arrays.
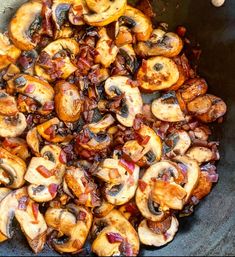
[[0, 0, 227, 255]]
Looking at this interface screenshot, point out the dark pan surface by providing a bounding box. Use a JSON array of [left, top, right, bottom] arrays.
[[0, 0, 235, 256]]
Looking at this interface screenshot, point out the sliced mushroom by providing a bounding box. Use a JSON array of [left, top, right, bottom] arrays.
[[26, 127, 41, 156], [163, 130, 191, 156], [173, 155, 200, 202], [119, 44, 138, 74], [84, 0, 127, 26], [105, 76, 143, 127], [69, 0, 89, 25], [9, 1, 42, 50], [64, 166, 98, 207], [92, 200, 114, 218], [0, 147, 26, 189], [92, 210, 139, 256], [2, 137, 30, 161], [37, 118, 72, 143], [15, 198, 47, 253], [137, 56, 180, 91], [0, 188, 11, 243], [54, 81, 82, 122], [151, 91, 186, 122], [119, 5, 153, 41], [135, 29, 183, 57], [35, 39, 79, 81], [45, 204, 92, 253], [95, 28, 119, 68], [86, 0, 110, 13], [7, 74, 54, 115], [0, 90, 18, 116], [24, 156, 64, 187], [136, 160, 182, 221], [115, 26, 133, 46], [187, 95, 212, 115], [41, 144, 67, 167], [196, 94, 227, 123], [123, 125, 162, 166], [0, 112, 27, 138], [179, 78, 208, 102], [95, 158, 139, 205], [0, 34, 21, 70], [138, 216, 179, 247], [0, 187, 27, 238], [186, 146, 214, 164], [88, 114, 115, 134], [28, 184, 56, 203], [191, 171, 213, 200]]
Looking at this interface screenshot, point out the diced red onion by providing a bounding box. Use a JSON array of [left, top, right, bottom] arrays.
[[119, 159, 135, 175], [106, 232, 123, 243]]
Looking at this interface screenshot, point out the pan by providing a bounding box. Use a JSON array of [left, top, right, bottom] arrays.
[[0, 0, 234, 256]]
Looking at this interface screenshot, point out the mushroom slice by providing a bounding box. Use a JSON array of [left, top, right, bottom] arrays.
[[0, 33, 21, 70], [26, 127, 41, 156], [0, 188, 11, 243], [7, 74, 54, 115], [41, 144, 67, 167], [88, 114, 115, 134], [151, 92, 186, 122], [138, 216, 179, 247], [115, 26, 133, 46], [69, 0, 89, 25], [105, 76, 143, 127], [92, 200, 114, 218], [186, 146, 214, 164], [0, 147, 26, 189], [196, 94, 227, 123], [137, 56, 180, 91], [191, 171, 213, 201], [187, 95, 212, 115], [84, 0, 127, 26], [119, 5, 153, 41], [0, 187, 27, 238], [25, 157, 64, 186], [45, 204, 92, 253], [0, 113, 27, 138], [35, 39, 79, 81], [27, 184, 57, 203], [86, 0, 110, 13], [64, 166, 99, 207], [119, 44, 138, 74], [136, 160, 182, 221], [54, 81, 82, 122], [95, 28, 119, 68], [92, 210, 139, 256], [179, 78, 208, 102], [96, 158, 139, 205], [9, 1, 42, 50], [135, 29, 183, 57], [0, 91, 18, 116], [37, 118, 71, 143], [2, 137, 30, 161], [163, 130, 191, 156], [15, 198, 47, 253], [173, 155, 200, 202], [123, 125, 162, 166]]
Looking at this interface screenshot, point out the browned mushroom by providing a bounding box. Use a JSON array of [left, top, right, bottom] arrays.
[[0, 91, 18, 116]]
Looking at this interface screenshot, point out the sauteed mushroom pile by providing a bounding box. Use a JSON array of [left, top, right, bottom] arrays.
[[0, 0, 227, 255]]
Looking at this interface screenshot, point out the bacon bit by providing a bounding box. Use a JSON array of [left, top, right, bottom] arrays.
[[125, 202, 139, 215], [78, 210, 87, 221], [32, 203, 39, 221], [106, 232, 123, 243], [18, 196, 28, 210], [42, 101, 54, 112], [25, 84, 35, 94], [136, 134, 151, 145], [77, 193, 88, 205], [59, 150, 67, 164], [176, 26, 187, 37], [133, 114, 144, 131], [36, 165, 53, 178], [2, 138, 19, 148], [142, 59, 148, 73], [44, 125, 56, 135], [138, 180, 147, 192], [48, 183, 58, 197], [119, 159, 135, 175]]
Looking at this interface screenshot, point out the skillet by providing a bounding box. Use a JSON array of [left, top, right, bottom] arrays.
[[0, 0, 234, 256]]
